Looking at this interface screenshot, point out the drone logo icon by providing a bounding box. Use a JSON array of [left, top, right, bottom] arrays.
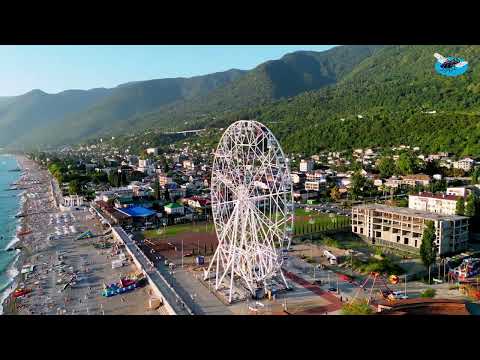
[[434, 52, 469, 77]]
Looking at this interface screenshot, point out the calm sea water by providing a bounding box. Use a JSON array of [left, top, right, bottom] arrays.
[[0, 154, 21, 313]]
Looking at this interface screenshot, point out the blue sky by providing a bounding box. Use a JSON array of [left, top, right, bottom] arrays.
[[0, 45, 337, 97]]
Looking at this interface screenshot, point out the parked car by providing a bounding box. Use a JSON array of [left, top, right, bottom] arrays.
[[391, 291, 408, 299]]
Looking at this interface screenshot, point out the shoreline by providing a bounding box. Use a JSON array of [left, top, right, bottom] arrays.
[[0, 154, 26, 314], [2, 154, 156, 315]]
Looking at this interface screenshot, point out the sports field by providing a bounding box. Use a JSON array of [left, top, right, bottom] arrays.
[[142, 222, 217, 262], [143, 222, 215, 239], [293, 208, 350, 235]]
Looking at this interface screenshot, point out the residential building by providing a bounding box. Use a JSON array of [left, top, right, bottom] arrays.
[[408, 192, 461, 216], [299, 159, 314, 172], [291, 172, 306, 184], [293, 190, 318, 202], [453, 158, 475, 172], [305, 181, 324, 192], [351, 204, 469, 255], [306, 170, 327, 182], [183, 196, 212, 210], [95, 187, 133, 202], [164, 203, 185, 215], [401, 174, 431, 187], [146, 147, 158, 156], [183, 160, 195, 171], [446, 186, 480, 198], [114, 194, 135, 208], [158, 174, 173, 187]]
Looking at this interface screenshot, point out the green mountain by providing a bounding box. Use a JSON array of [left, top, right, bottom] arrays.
[[252, 45, 480, 156], [129, 45, 383, 131], [0, 88, 112, 146], [1, 69, 246, 148], [4, 45, 480, 157], [0, 45, 381, 148]]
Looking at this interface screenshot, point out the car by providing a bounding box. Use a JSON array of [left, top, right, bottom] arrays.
[[391, 291, 408, 300], [328, 287, 337, 292]]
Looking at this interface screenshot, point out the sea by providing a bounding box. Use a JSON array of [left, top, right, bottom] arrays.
[[0, 154, 22, 314]]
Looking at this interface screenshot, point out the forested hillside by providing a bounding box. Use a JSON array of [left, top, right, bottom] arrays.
[[252, 45, 480, 156], [3, 45, 480, 157]]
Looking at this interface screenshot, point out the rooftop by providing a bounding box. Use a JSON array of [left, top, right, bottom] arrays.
[[118, 206, 156, 217], [412, 192, 461, 201], [353, 204, 468, 221], [164, 203, 183, 209], [402, 174, 431, 180]]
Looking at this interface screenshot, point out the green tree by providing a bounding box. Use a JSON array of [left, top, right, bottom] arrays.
[[154, 179, 161, 200], [471, 167, 480, 184], [420, 221, 436, 279], [377, 156, 395, 178], [395, 152, 416, 175], [341, 299, 373, 315], [350, 172, 376, 200], [330, 186, 341, 201], [420, 288, 436, 298], [108, 172, 118, 187], [465, 194, 476, 217], [428, 179, 447, 193], [164, 187, 170, 202], [397, 198, 408, 207], [68, 180, 80, 195], [456, 198, 465, 216], [350, 172, 366, 200]]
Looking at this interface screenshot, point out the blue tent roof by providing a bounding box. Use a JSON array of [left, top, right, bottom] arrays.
[[119, 206, 156, 218]]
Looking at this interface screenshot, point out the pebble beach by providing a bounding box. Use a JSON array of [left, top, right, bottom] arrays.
[[1, 155, 157, 315]]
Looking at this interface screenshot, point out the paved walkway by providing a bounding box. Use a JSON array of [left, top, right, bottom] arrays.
[[114, 227, 193, 315], [284, 270, 342, 313], [171, 269, 233, 315]]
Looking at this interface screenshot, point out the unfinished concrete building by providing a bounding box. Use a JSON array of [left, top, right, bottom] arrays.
[[351, 204, 469, 255]]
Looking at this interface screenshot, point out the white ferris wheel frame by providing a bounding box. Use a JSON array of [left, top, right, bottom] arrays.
[[204, 120, 294, 303]]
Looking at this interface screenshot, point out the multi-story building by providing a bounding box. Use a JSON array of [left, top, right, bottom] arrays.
[[446, 186, 479, 198], [351, 204, 469, 255], [401, 174, 431, 187], [408, 192, 461, 216], [291, 172, 305, 185], [305, 181, 324, 192], [158, 174, 173, 187], [306, 170, 327, 182], [453, 158, 475, 172], [299, 159, 314, 172], [384, 175, 431, 189], [385, 176, 402, 189]]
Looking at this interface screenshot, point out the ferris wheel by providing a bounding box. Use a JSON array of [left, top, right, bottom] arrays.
[[204, 120, 294, 303]]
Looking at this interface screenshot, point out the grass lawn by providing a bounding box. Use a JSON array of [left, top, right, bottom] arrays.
[[143, 222, 215, 239], [312, 234, 368, 251], [294, 208, 350, 234]]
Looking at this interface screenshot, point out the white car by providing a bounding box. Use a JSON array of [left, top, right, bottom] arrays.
[[391, 291, 408, 300]]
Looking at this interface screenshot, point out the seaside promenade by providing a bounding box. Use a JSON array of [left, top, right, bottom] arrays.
[[112, 227, 194, 315]]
